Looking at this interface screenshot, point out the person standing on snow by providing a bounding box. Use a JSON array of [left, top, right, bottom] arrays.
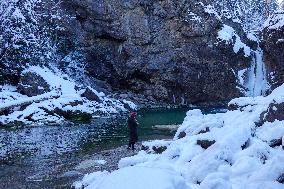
[[127, 112, 138, 150]]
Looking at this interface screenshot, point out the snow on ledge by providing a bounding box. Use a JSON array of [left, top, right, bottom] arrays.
[[217, 24, 251, 57]]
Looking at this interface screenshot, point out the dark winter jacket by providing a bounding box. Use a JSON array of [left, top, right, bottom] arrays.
[[128, 117, 138, 143]]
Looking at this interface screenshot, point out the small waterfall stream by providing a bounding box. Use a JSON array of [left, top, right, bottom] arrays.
[[246, 47, 268, 97]]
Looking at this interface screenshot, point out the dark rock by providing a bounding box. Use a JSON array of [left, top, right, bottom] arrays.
[[0, 109, 11, 116], [228, 103, 239, 111], [259, 153, 268, 164], [152, 146, 167, 154], [81, 87, 102, 102], [69, 100, 84, 106], [54, 108, 92, 123], [59, 0, 252, 106], [197, 139, 216, 149], [198, 127, 210, 134], [17, 72, 50, 97], [141, 145, 149, 151], [122, 101, 133, 110], [3, 121, 25, 128], [262, 11, 284, 91], [177, 131, 186, 139], [277, 173, 284, 184], [241, 138, 250, 150], [269, 138, 282, 148], [259, 101, 284, 125]]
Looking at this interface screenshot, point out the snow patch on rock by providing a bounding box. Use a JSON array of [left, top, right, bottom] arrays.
[[264, 10, 284, 30], [217, 24, 251, 57]]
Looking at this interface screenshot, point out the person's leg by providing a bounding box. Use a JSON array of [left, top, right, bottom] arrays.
[[127, 141, 131, 149], [131, 142, 135, 150]]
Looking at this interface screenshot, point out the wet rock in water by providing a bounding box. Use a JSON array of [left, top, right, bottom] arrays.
[[60, 171, 83, 178], [196, 140, 216, 149], [54, 108, 92, 123], [152, 146, 167, 154], [81, 87, 102, 102], [75, 159, 107, 170], [269, 138, 282, 148], [177, 131, 186, 139], [2, 121, 25, 128], [17, 72, 50, 97]]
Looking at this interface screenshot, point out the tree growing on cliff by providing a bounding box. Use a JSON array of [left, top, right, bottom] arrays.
[[0, 0, 42, 83]]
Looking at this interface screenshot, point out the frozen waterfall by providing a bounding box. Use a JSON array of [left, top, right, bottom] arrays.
[[246, 47, 268, 97]]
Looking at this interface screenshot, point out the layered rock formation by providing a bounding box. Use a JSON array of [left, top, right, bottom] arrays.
[[60, 0, 254, 106]]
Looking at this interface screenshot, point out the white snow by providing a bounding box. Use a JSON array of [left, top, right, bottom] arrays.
[[74, 166, 189, 189], [75, 84, 284, 189], [217, 24, 251, 57], [203, 4, 221, 20], [247, 32, 258, 42], [122, 99, 137, 110], [188, 12, 202, 23], [264, 10, 284, 30]]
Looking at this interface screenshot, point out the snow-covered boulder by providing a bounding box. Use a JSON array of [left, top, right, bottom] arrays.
[[81, 87, 103, 102], [75, 84, 284, 189], [17, 71, 50, 97], [73, 166, 189, 189]]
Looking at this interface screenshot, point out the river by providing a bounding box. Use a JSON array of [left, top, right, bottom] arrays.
[[0, 107, 226, 189]]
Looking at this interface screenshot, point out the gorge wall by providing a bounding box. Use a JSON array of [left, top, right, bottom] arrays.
[[1, 0, 265, 107], [59, 0, 255, 106]]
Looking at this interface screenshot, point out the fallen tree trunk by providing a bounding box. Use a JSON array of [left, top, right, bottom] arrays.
[[0, 91, 60, 114]]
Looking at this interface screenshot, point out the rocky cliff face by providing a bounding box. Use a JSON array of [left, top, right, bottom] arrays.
[[0, 0, 256, 107], [59, 0, 254, 106], [263, 10, 284, 91]]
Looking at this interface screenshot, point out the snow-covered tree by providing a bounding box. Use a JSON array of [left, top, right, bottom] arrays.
[[213, 0, 279, 31], [0, 0, 41, 83], [0, 0, 71, 84]]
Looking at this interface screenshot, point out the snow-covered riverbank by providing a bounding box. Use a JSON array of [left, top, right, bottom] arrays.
[[74, 84, 284, 189]]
